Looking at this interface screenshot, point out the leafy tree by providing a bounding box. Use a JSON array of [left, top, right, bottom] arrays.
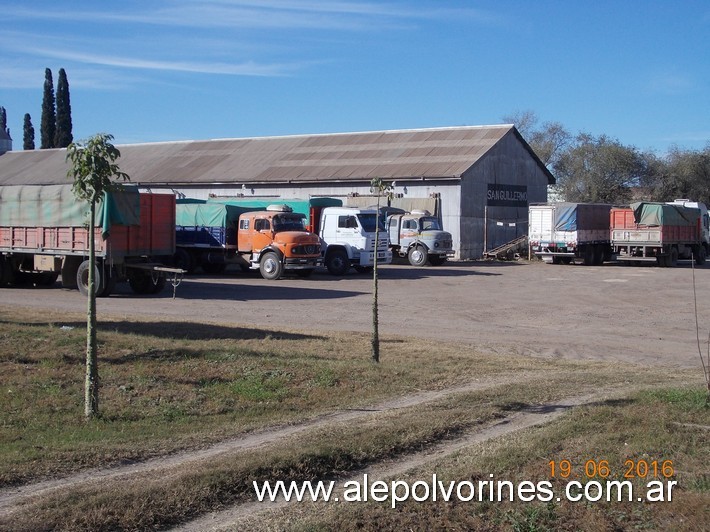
[[40, 68, 56, 149], [369, 177, 393, 363], [643, 145, 710, 205], [554, 133, 649, 204], [23, 114, 35, 150], [55, 68, 73, 148], [502, 110, 572, 170], [66, 134, 129, 419]]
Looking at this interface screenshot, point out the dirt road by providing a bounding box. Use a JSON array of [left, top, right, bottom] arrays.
[[2, 260, 709, 369]]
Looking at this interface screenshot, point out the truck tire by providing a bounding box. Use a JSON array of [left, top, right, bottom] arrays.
[[260, 252, 283, 280], [408, 246, 429, 267], [173, 248, 195, 274], [593, 245, 604, 265], [325, 249, 349, 276], [428, 255, 447, 266], [582, 246, 595, 266], [695, 246, 706, 266], [201, 262, 227, 274], [76, 260, 107, 297], [0, 258, 8, 287]]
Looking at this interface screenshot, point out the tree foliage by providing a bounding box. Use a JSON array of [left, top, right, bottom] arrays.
[[23, 114, 35, 150], [555, 133, 648, 204], [66, 133, 129, 419], [55, 68, 73, 148], [506, 109, 710, 206], [0, 106, 8, 135], [40, 68, 56, 149]]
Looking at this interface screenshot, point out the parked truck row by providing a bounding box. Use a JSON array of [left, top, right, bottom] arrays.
[[0, 185, 457, 294], [529, 199, 709, 267]]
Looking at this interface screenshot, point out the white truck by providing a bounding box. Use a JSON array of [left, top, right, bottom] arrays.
[[309, 206, 392, 275], [529, 203, 612, 265], [385, 209, 454, 266]]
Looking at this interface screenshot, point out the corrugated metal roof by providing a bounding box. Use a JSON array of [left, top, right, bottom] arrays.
[[0, 125, 552, 186]]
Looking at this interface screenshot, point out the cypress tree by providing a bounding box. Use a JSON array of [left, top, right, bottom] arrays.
[[0, 106, 8, 135], [23, 113, 35, 150], [55, 68, 73, 148], [40, 68, 56, 149]]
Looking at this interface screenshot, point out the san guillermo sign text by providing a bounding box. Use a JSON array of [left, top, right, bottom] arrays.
[[487, 184, 528, 207]]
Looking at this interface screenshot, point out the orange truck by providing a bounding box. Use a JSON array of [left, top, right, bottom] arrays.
[[0, 184, 182, 296], [174, 202, 321, 279]]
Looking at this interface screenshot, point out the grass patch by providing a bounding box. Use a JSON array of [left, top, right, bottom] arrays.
[[1, 305, 706, 531], [0, 306, 563, 487], [286, 386, 709, 532]]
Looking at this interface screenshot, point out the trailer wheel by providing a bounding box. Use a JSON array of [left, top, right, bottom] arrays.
[[76, 260, 107, 297], [128, 272, 154, 294], [260, 252, 283, 280], [201, 262, 227, 274], [173, 249, 195, 274], [408, 246, 429, 267], [325, 249, 349, 276], [150, 275, 167, 294], [0, 258, 8, 287], [582, 246, 595, 266], [593, 245, 604, 265], [695, 246, 706, 266]]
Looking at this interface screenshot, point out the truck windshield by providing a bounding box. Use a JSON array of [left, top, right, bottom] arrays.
[[357, 213, 385, 233], [272, 214, 307, 232], [420, 217, 442, 231]]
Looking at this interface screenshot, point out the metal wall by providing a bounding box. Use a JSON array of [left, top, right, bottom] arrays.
[[459, 132, 549, 259]]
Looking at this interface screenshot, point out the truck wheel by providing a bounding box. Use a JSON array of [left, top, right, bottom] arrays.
[[695, 246, 706, 266], [593, 245, 604, 265], [76, 260, 107, 297], [173, 249, 195, 274], [150, 275, 167, 294], [582, 246, 595, 266], [428, 255, 447, 266], [128, 272, 153, 294], [260, 252, 283, 280], [0, 258, 8, 287], [201, 262, 226, 274], [325, 249, 349, 276], [408, 246, 429, 267]]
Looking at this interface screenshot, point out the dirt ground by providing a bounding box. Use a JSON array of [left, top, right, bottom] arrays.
[[2, 258, 709, 370]]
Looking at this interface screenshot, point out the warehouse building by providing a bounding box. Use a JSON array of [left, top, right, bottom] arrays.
[[0, 125, 554, 259]]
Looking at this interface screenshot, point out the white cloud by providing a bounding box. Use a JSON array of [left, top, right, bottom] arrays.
[[648, 72, 695, 95]]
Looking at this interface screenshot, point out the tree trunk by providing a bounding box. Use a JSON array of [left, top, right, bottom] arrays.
[[371, 194, 381, 363], [85, 198, 99, 419]]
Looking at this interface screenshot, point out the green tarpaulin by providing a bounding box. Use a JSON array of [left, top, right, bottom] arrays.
[[175, 203, 247, 228], [631, 202, 699, 227], [0, 184, 140, 238]]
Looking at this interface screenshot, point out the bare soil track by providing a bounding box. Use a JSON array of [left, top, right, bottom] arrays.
[[2, 260, 709, 368]]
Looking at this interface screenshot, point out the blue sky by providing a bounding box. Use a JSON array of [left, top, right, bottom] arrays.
[[1, 0, 708, 153]]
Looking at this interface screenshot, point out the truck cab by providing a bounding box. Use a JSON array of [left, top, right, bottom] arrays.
[[315, 206, 392, 275], [386, 210, 454, 266], [237, 205, 322, 279]]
